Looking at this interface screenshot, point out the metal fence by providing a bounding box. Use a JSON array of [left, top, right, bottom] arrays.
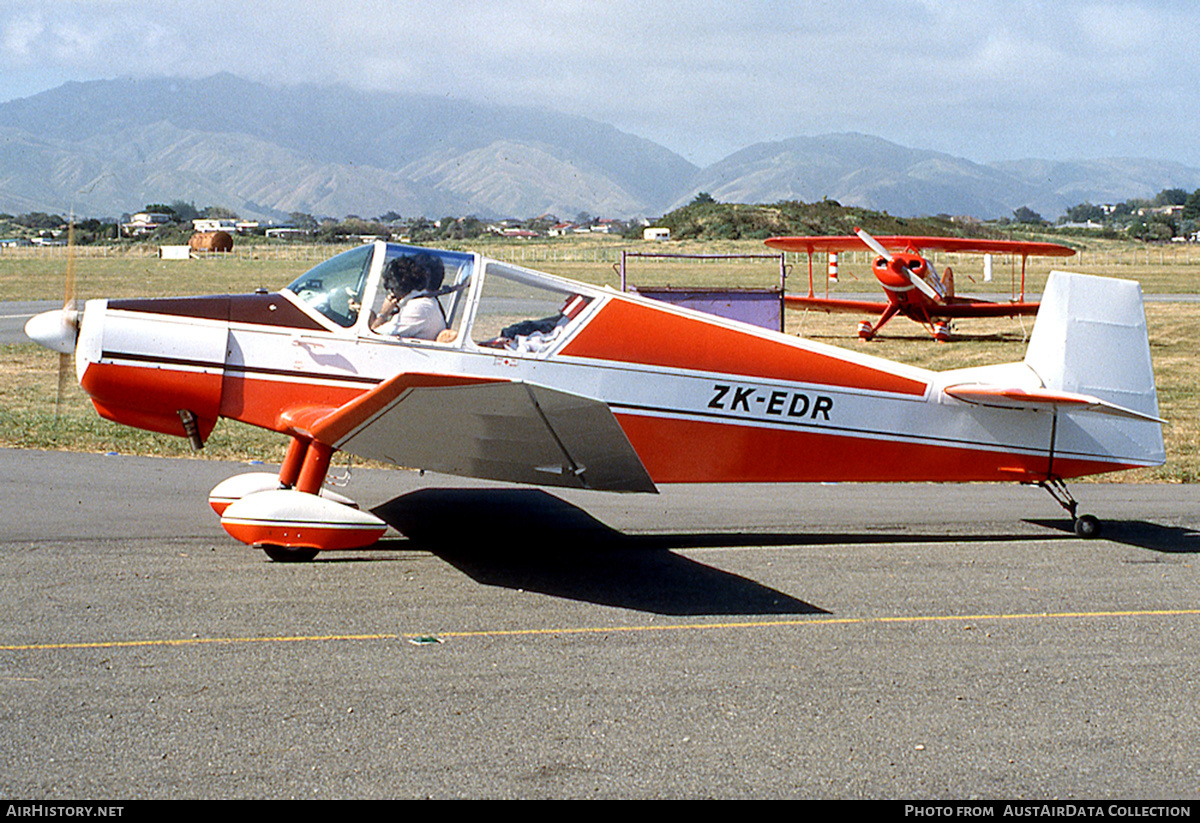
[[4, 241, 1199, 267], [0, 244, 341, 262]]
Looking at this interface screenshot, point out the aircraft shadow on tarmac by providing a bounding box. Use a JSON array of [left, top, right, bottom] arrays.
[[369, 488, 1096, 615], [1026, 519, 1200, 554], [372, 488, 823, 616]]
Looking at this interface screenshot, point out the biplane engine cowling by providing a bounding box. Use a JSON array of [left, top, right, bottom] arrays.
[[873, 253, 927, 292]]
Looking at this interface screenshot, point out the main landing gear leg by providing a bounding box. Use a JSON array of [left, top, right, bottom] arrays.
[[858, 304, 901, 341], [278, 436, 309, 488], [1038, 478, 1102, 538]]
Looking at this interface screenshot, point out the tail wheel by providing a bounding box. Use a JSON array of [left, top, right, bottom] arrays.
[[262, 545, 320, 563], [1073, 515, 1102, 539]]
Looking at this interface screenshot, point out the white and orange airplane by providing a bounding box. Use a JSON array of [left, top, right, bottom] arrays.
[[26, 238, 1164, 560], [766, 230, 1076, 341]]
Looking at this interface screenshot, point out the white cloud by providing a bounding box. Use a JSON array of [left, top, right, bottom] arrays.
[[2, 0, 1199, 166]]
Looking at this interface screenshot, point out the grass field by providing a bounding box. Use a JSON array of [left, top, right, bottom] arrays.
[[2, 238, 1196, 482]]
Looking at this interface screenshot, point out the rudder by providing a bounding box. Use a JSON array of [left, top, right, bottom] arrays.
[[1024, 270, 1164, 470]]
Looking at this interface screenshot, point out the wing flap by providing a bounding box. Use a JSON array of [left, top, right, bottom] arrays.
[[313, 375, 657, 493]]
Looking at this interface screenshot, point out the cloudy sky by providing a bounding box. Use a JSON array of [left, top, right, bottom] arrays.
[[3, 0, 1198, 168]]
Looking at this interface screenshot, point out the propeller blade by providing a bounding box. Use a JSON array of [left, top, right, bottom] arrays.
[[55, 351, 72, 423], [854, 227, 892, 262], [63, 214, 77, 313], [906, 267, 940, 300], [56, 212, 79, 423]]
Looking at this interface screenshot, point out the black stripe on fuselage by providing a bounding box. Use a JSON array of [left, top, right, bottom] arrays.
[[98, 350, 382, 387]]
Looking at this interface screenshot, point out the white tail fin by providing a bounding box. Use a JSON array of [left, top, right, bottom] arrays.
[[1025, 271, 1159, 419], [1025, 271, 1164, 468]]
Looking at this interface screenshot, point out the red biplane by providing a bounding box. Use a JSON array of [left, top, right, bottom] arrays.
[[25, 239, 1162, 560], [765, 229, 1076, 341]]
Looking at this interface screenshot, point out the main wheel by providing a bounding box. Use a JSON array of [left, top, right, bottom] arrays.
[[1073, 514, 1102, 539], [262, 545, 320, 563]]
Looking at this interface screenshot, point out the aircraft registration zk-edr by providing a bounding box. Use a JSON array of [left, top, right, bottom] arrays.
[[26, 239, 1164, 560]]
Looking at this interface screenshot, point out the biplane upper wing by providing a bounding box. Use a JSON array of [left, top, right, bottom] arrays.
[[765, 235, 1076, 258], [303, 372, 658, 493]]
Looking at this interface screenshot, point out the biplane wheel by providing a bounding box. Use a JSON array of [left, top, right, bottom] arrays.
[[1073, 515, 1102, 539], [262, 545, 320, 563]]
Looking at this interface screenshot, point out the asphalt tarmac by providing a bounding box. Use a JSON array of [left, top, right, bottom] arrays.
[[0, 301, 58, 344], [2, 447, 1199, 799]]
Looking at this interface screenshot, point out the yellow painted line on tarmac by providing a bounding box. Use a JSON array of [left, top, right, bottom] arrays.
[[2, 608, 1199, 653]]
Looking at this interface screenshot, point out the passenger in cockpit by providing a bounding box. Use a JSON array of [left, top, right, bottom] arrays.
[[370, 256, 448, 340], [414, 251, 445, 292]]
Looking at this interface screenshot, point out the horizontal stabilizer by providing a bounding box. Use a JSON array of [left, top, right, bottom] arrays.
[[943, 384, 1165, 423]]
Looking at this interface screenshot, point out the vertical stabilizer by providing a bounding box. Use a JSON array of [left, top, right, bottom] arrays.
[[1024, 270, 1164, 470], [1025, 271, 1159, 420]]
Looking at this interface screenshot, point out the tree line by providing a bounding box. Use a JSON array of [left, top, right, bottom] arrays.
[[6, 187, 1200, 246], [1053, 187, 1200, 241]]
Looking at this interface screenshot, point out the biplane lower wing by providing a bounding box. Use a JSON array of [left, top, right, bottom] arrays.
[[784, 294, 1038, 318], [309, 374, 658, 493], [932, 298, 1040, 319], [784, 294, 890, 314]]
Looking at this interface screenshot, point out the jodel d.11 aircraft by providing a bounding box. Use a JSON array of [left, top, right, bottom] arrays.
[[25, 238, 1164, 560]]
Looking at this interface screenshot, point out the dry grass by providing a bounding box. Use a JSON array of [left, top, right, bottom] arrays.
[[0, 254, 326, 302], [0, 343, 291, 461]]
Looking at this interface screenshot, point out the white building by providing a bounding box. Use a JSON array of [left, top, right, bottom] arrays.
[[193, 218, 238, 233]]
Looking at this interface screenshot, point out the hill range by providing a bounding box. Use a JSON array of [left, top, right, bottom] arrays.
[[2, 75, 1198, 223]]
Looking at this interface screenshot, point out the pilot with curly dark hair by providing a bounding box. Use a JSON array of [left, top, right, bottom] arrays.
[[370, 255, 447, 340]]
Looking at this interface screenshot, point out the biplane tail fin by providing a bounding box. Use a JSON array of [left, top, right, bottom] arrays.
[[1024, 270, 1160, 422]]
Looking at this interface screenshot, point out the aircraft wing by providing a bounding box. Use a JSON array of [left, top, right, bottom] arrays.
[[927, 298, 1040, 319], [783, 294, 889, 315], [784, 293, 1038, 319], [766, 235, 1076, 258], [306, 372, 658, 493]]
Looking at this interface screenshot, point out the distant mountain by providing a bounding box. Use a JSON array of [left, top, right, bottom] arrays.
[[676, 133, 1035, 218], [988, 157, 1200, 218], [0, 75, 697, 221], [2, 77, 1199, 222], [675, 133, 1200, 220]]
